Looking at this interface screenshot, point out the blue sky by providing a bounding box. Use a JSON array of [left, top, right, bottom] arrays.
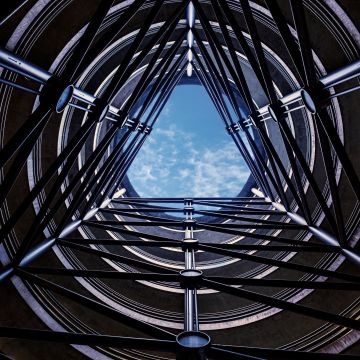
[[127, 83, 251, 198]]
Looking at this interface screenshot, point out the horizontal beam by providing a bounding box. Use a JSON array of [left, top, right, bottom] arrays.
[[112, 197, 263, 201], [82, 220, 181, 244], [196, 223, 305, 244], [0, 327, 176, 351], [200, 242, 339, 252], [16, 269, 176, 339], [59, 238, 182, 248], [198, 243, 360, 283], [203, 279, 360, 330], [87, 219, 306, 230], [57, 239, 178, 273], [211, 344, 358, 360], [19, 267, 178, 281], [207, 276, 360, 290]]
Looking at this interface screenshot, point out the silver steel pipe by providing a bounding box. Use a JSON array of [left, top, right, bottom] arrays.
[[185, 289, 194, 331], [0, 47, 122, 113], [0, 189, 126, 283], [186, 2, 195, 77], [185, 250, 192, 269], [0, 47, 51, 83], [183, 199, 199, 332], [256, 59, 360, 116], [320, 60, 360, 88], [193, 289, 199, 331], [251, 188, 360, 267]]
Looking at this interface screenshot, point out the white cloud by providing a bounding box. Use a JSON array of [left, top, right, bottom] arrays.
[[178, 168, 191, 179], [155, 128, 176, 139], [135, 164, 156, 181], [127, 123, 251, 198], [159, 102, 172, 118]]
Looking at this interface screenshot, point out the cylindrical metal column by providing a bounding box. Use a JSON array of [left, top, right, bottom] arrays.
[[183, 199, 198, 332], [177, 199, 210, 360]]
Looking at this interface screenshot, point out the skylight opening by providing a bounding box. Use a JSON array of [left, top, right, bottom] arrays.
[[127, 83, 251, 199]]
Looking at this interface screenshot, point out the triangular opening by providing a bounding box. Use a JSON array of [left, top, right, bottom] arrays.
[[127, 75, 252, 198]]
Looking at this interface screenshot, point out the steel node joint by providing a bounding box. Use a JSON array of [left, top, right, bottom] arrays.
[[183, 206, 195, 215], [137, 123, 152, 134], [226, 123, 241, 134], [176, 331, 211, 360], [300, 86, 335, 114], [247, 114, 260, 128], [300, 87, 318, 114], [179, 269, 203, 289], [267, 101, 285, 123], [182, 219, 196, 228], [90, 98, 112, 123], [105, 109, 126, 127], [182, 238, 199, 251], [124, 118, 151, 133], [123, 117, 140, 131], [39, 77, 74, 113]]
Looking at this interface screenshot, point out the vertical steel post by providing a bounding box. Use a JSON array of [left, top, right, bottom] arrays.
[[183, 199, 198, 332], [176, 199, 210, 360]]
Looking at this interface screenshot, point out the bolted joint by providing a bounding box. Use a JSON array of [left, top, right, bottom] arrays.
[[182, 238, 199, 251], [184, 198, 193, 205], [136, 122, 145, 132], [179, 269, 203, 289]]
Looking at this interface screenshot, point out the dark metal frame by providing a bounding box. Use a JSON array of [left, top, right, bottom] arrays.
[[0, 0, 359, 359]]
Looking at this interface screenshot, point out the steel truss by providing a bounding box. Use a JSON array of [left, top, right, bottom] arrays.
[[0, 0, 359, 359]]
